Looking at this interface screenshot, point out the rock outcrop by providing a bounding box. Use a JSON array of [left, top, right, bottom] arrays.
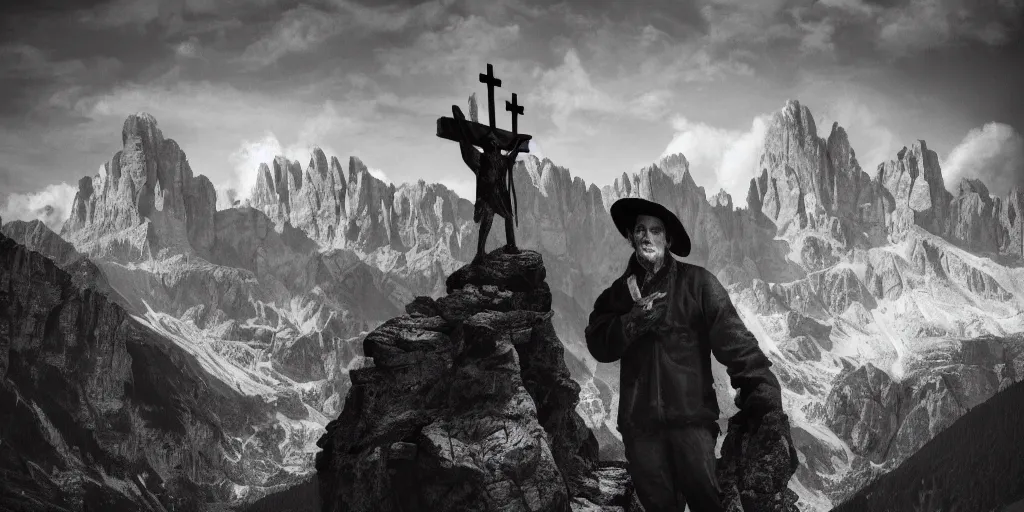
[[314, 248, 632, 511], [876, 141, 952, 240], [61, 113, 217, 262], [829, 334, 1024, 512], [0, 232, 293, 511], [1, 219, 119, 301], [719, 409, 801, 512], [248, 152, 405, 254]]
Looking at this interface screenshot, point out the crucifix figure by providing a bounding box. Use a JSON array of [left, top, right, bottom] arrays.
[[436, 63, 532, 264]]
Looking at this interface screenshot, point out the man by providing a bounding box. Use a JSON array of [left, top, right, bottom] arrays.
[[585, 197, 785, 512]]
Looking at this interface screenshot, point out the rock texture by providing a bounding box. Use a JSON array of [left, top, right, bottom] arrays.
[[61, 113, 217, 262], [876, 141, 952, 240], [830, 334, 1024, 512], [1, 219, 119, 301], [0, 232, 290, 511], [314, 249, 631, 512], [719, 409, 801, 512]]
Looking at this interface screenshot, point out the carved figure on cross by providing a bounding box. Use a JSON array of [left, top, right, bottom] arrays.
[[436, 63, 533, 264]]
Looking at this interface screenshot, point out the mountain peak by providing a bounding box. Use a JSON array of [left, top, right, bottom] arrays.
[[658, 152, 693, 185], [121, 112, 163, 148], [63, 112, 217, 261]]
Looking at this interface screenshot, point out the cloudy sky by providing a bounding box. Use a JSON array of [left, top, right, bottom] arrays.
[[2, 0, 1023, 228]]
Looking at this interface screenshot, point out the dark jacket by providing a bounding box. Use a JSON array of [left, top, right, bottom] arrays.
[[585, 254, 783, 435]]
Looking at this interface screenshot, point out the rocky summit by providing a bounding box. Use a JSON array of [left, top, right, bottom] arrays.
[[314, 248, 622, 511]]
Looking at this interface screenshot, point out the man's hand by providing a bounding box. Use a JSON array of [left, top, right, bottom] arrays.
[[621, 291, 666, 340]]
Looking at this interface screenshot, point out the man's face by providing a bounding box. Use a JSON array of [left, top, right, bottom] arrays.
[[632, 214, 668, 263]]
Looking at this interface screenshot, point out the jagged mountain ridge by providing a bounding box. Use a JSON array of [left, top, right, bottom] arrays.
[[3, 99, 1022, 511], [830, 335, 1024, 511], [0, 231, 318, 511]]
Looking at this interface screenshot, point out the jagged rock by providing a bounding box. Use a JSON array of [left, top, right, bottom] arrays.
[[718, 409, 801, 512], [809, 266, 876, 316], [315, 249, 606, 512], [778, 335, 821, 361], [446, 250, 548, 294], [910, 236, 1012, 301], [780, 311, 831, 359], [755, 101, 828, 233], [739, 279, 788, 315], [785, 310, 832, 341], [799, 235, 838, 271], [998, 186, 1023, 258], [712, 189, 734, 210], [947, 178, 1002, 253], [1, 219, 120, 301], [863, 249, 906, 300], [571, 462, 639, 511], [406, 296, 441, 317], [824, 123, 877, 226], [0, 232, 297, 511], [876, 141, 952, 239], [823, 364, 900, 460], [61, 113, 216, 261]]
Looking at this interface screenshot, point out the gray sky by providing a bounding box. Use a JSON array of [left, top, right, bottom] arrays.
[[2, 0, 1023, 228]]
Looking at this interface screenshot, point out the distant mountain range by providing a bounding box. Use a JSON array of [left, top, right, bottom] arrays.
[[1, 98, 1022, 511]]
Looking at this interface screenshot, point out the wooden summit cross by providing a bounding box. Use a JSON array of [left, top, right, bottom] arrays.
[[436, 64, 532, 153], [436, 63, 533, 263]]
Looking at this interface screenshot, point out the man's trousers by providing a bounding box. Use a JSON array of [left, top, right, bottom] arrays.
[[623, 424, 725, 512]]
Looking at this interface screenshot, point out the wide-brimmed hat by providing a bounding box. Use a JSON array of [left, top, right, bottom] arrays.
[[610, 197, 691, 257]]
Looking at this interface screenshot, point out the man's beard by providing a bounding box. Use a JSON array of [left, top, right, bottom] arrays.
[[634, 242, 665, 270]]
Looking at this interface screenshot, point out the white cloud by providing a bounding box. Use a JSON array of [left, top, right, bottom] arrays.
[[368, 167, 391, 184], [797, 18, 836, 55], [661, 114, 770, 206], [225, 131, 285, 209], [221, 100, 351, 208], [439, 176, 475, 201], [239, 5, 344, 67], [524, 139, 545, 161], [377, 15, 520, 77], [0, 182, 78, 231], [941, 122, 1024, 195], [530, 48, 625, 131], [876, 0, 1024, 55], [327, 0, 448, 34], [75, 0, 162, 29]]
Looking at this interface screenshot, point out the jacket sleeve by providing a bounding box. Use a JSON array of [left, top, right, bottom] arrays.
[[700, 268, 783, 415], [584, 283, 636, 363]]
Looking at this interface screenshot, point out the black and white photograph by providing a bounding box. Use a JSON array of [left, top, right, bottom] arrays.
[[1, 0, 1023, 510]]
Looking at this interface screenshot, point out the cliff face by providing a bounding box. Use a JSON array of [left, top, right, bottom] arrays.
[[314, 249, 620, 511], [875, 141, 952, 240], [248, 151, 405, 254], [830, 334, 1024, 512], [61, 113, 217, 262], [0, 232, 284, 511]]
